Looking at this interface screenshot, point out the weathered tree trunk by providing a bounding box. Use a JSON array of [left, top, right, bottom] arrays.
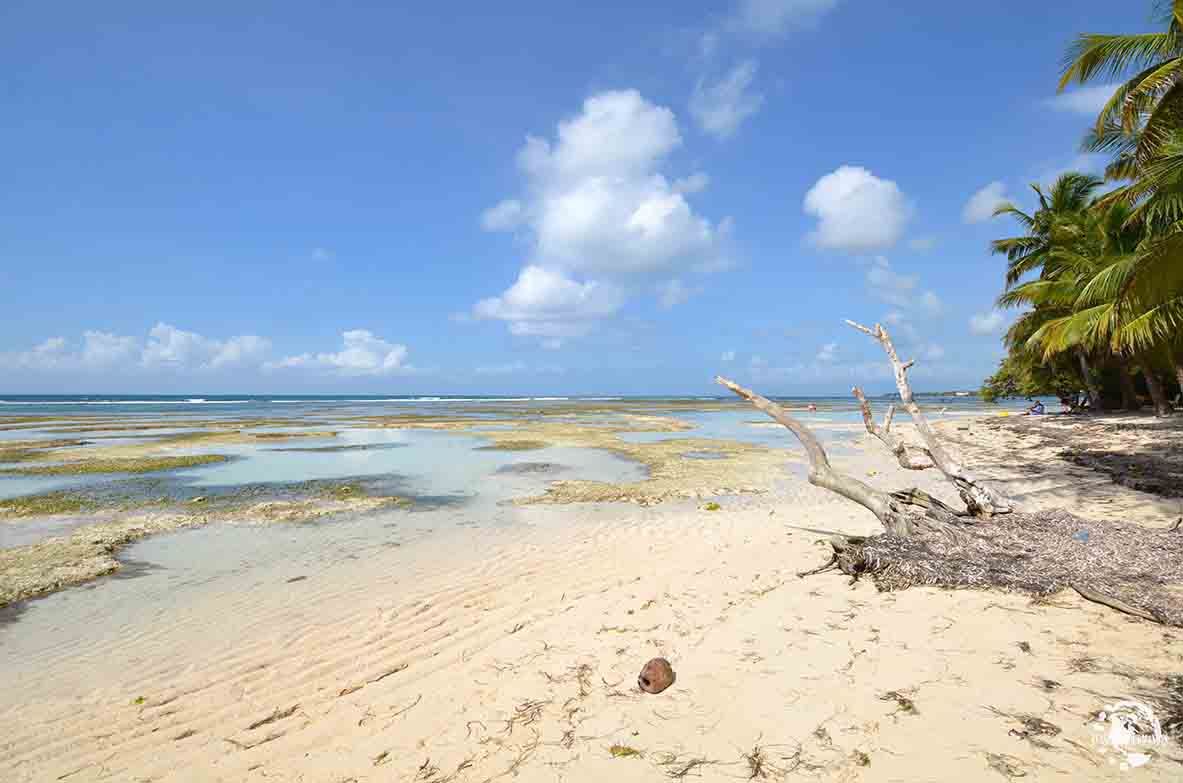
[[715, 377, 966, 541], [1119, 366, 1140, 411], [846, 321, 1013, 517], [1077, 351, 1103, 412], [1143, 366, 1174, 417], [1175, 360, 1183, 396]]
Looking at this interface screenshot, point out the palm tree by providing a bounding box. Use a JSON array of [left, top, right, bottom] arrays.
[[991, 174, 1108, 409], [991, 173, 1103, 289], [1057, 3, 1183, 411], [1060, 1, 1183, 178], [1023, 201, 1176, 415]]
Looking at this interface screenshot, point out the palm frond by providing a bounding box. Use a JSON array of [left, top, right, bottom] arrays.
[[1060, 32, 1182, 89], [1114, 296, 1183, 352]]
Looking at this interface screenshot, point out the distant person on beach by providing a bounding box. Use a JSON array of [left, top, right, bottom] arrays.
[[807, 403, 817, 412], [1025, 400, 1045, 416]]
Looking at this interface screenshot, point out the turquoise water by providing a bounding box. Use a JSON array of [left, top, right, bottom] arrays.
[[176, 428, 644, 506], [0, 393, 1022, 419], [0, 395, 1030, 505]]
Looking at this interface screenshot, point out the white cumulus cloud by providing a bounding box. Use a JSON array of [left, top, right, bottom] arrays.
[[656, 279, 696, 309], [969, 311, 1007, 335], [208, 335, 271, 369], [81, 331, 138, 367], [690, 60, 765, 139], [727, 0, 840, 38], [0, 337, 70, 370], [480, 199, 525, 231], [673, 172, 711, 194], [1045, 85, 1118, 116], [919, 290, 944, 316], [475, 90, 730, 344], [142, 323, 270, 371], [3, 325, 273, 374], [473, 265, 625, 345], [804, 166, 911, 252], [962, 181, 1009, 224], [864, 257, 916, 307], [267, 330, 410, 376], [863, 258, 943, 318], [921, 343, 946, 361]]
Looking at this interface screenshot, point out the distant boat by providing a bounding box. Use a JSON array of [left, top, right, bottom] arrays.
[[954, 391, 971, 397]]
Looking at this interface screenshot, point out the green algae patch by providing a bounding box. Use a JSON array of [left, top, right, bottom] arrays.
[[0, 449, 43, 464], [609, 745, 643, 758], [0, 492, 97, 518], [476, 439, 549, 452], [221, 495, 410, 523], [247, 430, 339, 440], [0, 454, 228, 476], [0, 439, 92, 464]]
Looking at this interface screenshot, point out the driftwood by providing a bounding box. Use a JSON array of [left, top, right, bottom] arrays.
[[716, 377, 966, 541], [717, 320, 1183, 626], [845, 320, 1012, 517], [852, 386, 932, 470]]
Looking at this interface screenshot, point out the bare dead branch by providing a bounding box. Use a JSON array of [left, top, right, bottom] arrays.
[[715, 376, 910, 532], [716, 376, 969, 541], [889, 488, 962, 519], [845, 320, 1013, 517], [1071, 584, 1158, 623], [852, 386, 933, 470]]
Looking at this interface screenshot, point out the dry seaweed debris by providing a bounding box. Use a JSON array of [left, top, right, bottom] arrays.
[[741, 743, 803, 779], [848, 509, 1183, 625], [653, 752, 728, 779]]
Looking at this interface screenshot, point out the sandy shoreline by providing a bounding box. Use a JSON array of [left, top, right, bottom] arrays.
[[2, 411, 1182, 780]]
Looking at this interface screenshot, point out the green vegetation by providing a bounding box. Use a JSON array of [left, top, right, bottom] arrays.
[[0, 454, 228, 476], [475, 439, 549, 451], [321, 483, 364, 500], [0, 491, 96, 517], [0, 439, 90, 464], [984, 1, 1183, 414]]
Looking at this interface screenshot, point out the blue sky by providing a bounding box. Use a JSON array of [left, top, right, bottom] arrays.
[[0, 0, 1147, 394]]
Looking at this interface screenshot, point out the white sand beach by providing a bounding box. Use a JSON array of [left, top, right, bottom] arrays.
[[2, 413, 1180, 782]]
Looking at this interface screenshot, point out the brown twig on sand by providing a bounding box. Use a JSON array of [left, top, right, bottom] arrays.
[[499, 731, 541, 779], [338, 662, 409, 696], [503, 699, 550, 734], [1072, 584, 1160, 622], [245, 704, 300, 731], [223, 731, 284, 751], [741, 742, 803, 779], [879, 690, 918, 716], [654, 753, 728, 780]]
